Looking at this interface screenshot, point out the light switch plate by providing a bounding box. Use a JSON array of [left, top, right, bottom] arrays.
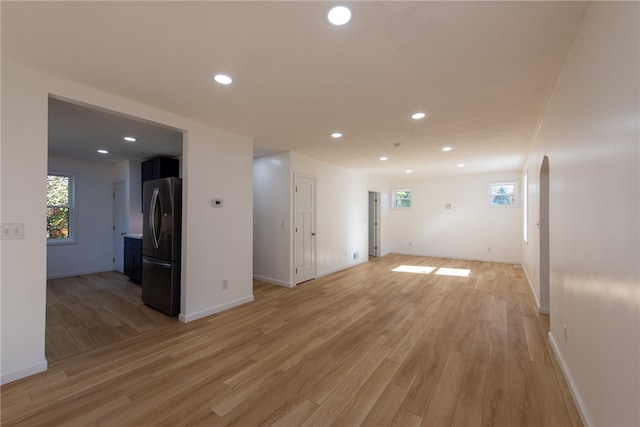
[[1, 223, 25, 240]]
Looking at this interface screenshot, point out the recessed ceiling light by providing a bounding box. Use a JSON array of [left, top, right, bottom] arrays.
[[213, 74, 233, 85], [405, 169, 413, 173], [331, 132, 343, 138], [442, 146, 452, 152], [124, 136, 136, 142], [327, 6, 352, 26], [97, 149, 109, 154], [411, 112, 426, 120], [380, 156, 388, 161], [457, 163, 465, 168]]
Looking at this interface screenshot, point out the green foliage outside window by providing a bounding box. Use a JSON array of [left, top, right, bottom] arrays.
[[47, 175, 70, 239], [393, 189, 411, 208]]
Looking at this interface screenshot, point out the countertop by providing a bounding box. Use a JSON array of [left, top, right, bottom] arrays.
[[123, 233, 143, 240]]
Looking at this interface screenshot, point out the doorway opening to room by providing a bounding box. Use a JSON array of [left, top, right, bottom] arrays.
[[540, 156, 550, 313], [46, 96, 184, 362], [368, 191, 380, 257]]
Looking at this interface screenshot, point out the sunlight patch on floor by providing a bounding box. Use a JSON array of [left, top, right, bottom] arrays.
[[434, 267, 471, 277], [391, 265, 436, 274]]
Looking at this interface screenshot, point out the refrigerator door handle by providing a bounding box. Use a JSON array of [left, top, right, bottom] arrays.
[[149, 187, 160, 250], [143, 258, 172, 268]]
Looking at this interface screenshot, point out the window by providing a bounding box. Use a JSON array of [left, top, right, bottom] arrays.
[[392, 188, 411, 209], [488, 182, 518, 207], [47, 173, 76, 244]]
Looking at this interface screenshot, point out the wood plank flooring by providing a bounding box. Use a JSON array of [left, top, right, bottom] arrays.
[[1, 255, 583, 426], [45, 271, 176, 362]]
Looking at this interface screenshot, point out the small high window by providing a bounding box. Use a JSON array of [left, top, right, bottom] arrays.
[[488, 182, 518, 207], [392, 189, 411, 209]]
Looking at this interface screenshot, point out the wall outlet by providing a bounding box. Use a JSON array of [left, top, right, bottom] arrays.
[[222, 279, 229, 290]]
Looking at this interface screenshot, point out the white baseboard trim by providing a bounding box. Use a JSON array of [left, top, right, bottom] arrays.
[[179, 295, 255, 323], [548, 332, 592, 427], [253, 275, 294, 288], [1, 359, 48, 385], [47, 267, 114, 280], [317, 260, 368, 278], [389, 251, 521, 265]]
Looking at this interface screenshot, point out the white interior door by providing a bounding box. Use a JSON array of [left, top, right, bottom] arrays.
[[294, 174, 316, 284], [113, 182, 127, 273]]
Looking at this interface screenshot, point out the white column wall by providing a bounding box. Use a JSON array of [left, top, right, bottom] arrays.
[[522, 2, 639, 425], [1, 63, 49, 383]]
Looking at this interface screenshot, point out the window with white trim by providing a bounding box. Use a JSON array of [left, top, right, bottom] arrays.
[[392, 188, 411, 209], [487, 182, 518, 207], [47, 173, 77, 244]]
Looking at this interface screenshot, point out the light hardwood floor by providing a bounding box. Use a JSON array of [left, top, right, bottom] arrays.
[[45, 271, 176, 362], [1, 255, 583, 426]]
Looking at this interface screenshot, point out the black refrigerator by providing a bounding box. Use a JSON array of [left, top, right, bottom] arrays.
[[142, 177, 181, 316]]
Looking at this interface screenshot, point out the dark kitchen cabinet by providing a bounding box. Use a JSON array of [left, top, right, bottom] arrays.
[[142, 156, 179, 183], [124, 237, 142, 283], [141, 156, 179, 211]]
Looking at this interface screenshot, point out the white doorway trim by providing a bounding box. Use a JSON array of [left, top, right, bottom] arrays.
[[368, 191, 380, 257], [539, 155, 550, 313], [113, 181, 127, 273]]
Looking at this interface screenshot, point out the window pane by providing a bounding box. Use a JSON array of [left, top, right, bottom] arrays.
[[47, 207, 69, 239], [393, 189, 411, 208], [47, 175, 69, 206], [490, 184, 515, 206]]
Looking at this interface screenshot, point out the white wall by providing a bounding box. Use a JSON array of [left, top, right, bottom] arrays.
[[253, 153, 292, 286], [388, 171, 522, 263], [1, 61, 254, 383], [291, 153, 375, 277], [47, 156, 115, 279], [1, 63, 49, 383], [522, 2, 639, 426], [253, 152, 388, 287]]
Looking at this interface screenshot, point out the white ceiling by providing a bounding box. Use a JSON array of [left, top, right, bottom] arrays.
[[48, 97, 183, 164], [2, 1, 589, 179]]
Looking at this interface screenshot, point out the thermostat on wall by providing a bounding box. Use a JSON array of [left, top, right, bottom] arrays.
[[211, 199, 223, 207]]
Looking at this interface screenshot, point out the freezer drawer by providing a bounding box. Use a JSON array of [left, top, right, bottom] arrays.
[[141, 257, 180, 316]]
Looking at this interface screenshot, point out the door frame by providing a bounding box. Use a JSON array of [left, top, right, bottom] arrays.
[[539, 156, 550, 313], [113, 181, 128, 273], [368, 191, 381, 257]]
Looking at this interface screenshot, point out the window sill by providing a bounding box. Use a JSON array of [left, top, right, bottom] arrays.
[[47, 239, 78, 246]]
